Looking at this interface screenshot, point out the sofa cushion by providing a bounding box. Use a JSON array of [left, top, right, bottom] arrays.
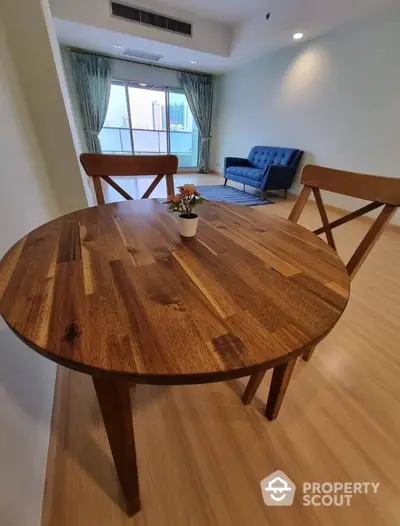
[[248, 146, 296, 170], [226, 166, 264, 181]]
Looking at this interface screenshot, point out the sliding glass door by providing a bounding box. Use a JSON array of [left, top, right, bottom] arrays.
[[128, 84, 167, 155], [99, 82, 132, 154], [99, 81, 199, 168], [168, 89, 199, 168]]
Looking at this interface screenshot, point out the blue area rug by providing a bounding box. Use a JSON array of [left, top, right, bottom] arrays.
[[196, 185, 273, 206]]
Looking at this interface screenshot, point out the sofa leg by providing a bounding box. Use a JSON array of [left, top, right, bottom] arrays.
[[284, 189, 288, 199], [224, 178, 227, 187]]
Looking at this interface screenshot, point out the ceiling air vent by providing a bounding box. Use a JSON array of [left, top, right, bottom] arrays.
[[122, 48, 163, 62], [111, 2, 192, 37]]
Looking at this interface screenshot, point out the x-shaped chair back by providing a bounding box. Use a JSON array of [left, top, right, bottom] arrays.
[[241, 164, 400, 416], [80, 154, 178, 205], [289, 165, 400, 280]]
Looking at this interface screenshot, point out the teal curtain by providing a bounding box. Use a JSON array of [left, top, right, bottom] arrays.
[[70, 51, 111, 153], [179, 72, 213, 173]]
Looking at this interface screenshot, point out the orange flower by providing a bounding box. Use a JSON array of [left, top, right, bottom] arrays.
[[169, 194, 182, 204], [178, 184, 197, 197]]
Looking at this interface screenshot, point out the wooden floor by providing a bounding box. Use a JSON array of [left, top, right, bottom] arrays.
[[42, 189, 400, 526]]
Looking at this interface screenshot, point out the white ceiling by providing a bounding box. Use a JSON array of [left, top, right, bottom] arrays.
[[52, 0, 398, 73]]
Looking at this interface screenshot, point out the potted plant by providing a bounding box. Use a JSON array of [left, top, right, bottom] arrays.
[[166, 184, 205, 238]]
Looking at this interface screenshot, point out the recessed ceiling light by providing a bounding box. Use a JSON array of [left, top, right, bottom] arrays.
[[139, 83, 147, 87], [190, 60, 198, 64], [113, 44, 122, 49], [293, 33, 304, 40]]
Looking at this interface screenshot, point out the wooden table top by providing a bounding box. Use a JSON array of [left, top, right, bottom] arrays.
[[0, 200, 350, 384]]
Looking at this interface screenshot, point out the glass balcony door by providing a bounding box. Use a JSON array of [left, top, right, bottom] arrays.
[[99, 82, 132, 154], [168, 88, 199, 168], [99, 81, 199, 168], [128, 83, 167, 156]]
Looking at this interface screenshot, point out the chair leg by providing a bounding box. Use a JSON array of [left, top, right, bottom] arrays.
[[265, 358, 297, 421], [284, 189, 288, 199], [244, 184, 246, 193], [242, 369, 267, 405], [224, 178, 228, 187], [303, 346, 316, 362]]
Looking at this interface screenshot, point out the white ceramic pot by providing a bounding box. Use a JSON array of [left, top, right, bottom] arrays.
[[178, 214, 199, 238]]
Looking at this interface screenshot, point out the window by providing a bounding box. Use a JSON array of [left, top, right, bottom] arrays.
[[128, 85, 167, 155], [168, 89, 199, 169], [99, 82, 132, 154], [99, 81, 199, 168]]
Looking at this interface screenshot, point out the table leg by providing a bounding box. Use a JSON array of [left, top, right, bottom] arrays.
[[265, 358, 297, 421], [242, 369, 267, 405], [93, 377, 140, 517], [303, 345, 316, 362]]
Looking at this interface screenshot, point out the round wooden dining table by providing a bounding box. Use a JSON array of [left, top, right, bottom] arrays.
[[0, 199, 350, 516]]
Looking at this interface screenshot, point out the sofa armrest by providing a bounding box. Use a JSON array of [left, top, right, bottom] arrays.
[[261, 165, 296, 191], [224, 157, 249, 173]]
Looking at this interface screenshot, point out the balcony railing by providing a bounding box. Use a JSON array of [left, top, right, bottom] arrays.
[[98, 127, 199, 168]]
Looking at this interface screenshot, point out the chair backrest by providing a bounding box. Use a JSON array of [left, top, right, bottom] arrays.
[[248, 146, 298, 170], [289, 165, 400, 280], [80, 153, 178, 205]]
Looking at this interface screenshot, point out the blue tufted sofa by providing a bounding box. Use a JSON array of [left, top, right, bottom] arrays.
[[224, 146, 304, 198]]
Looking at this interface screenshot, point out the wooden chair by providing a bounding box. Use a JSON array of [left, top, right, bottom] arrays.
[[80, 154, 178, 204], [242, 164, 400, 415]]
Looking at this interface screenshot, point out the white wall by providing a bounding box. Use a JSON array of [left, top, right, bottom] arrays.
[[0, 16, 58, 526], [214, 7, 400, 221], [0, 0, 90, 215]]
